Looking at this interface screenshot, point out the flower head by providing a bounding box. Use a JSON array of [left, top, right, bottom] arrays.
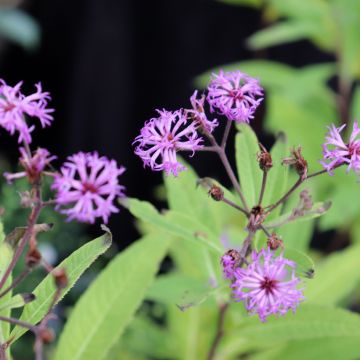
[[232, 248, 303, 322], [134, 109, 203, 176], [4, 147, 56, 184], [221, 249, 241, 279], [52, 152, 125, 224], [0, 80, 54, 143], [186, 91, 218, 133], [207, 70, 263, 123], [321, 122, 360, 175]]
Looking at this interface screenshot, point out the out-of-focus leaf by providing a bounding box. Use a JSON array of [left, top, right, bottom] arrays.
[[196, 60, 295, 90], [55, 234, 171, 360], [305, 245, 360, 305], [110, 316, 176, 360], [0, 241, 12, 344], [0, 9, 40, 50], [282, 247, 315, 279], [247, 21, 318, 50], [0, 293, 35, 312], [235, 123, 263, 208], [217, 0, 263, 8], [10, 228, 112, 342], [146, 272, 222, 310]]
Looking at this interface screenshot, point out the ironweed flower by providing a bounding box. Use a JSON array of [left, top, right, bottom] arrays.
[[52, 152, 125, 224], [207, 70, 263, 123], [221, 249, 241, 279], [0, 80, 54, 143], [321, 122, 360, 175], [186, 90, 218, 133], [134, 109, 204, 176], [232, 248, 303, 322], [4, 147, 56, 184]]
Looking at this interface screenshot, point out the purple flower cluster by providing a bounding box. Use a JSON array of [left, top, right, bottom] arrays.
[[134, 70, 263, 176], [321, 122, 360, 175], [222, 248, 303, 322], [52, 152, 126, 224], [1, 80, 127, 224], [0, 80, 54, 144], [134, 109, 204, 176], [207, 70, 263, 123]]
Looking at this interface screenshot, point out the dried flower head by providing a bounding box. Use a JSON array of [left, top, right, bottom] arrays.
[[321, 122, 360, 175], [52, 152, 125, 224], [134, 109, 204, 176], [4, 147, 56, 184], [208, 184, 224, 201], [0, 80, 54, 143], [207, 70, 263, 123], [232, 248, 304, 322], [257, 143, 273, 172], [186, 90, 218, 133], [282, 147, 308, 180]]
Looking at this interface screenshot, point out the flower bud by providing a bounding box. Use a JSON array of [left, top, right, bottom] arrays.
[[208, 184, 224, 201], [53, 268, 68, 289], [267, 233, 284, 250], [26, 247, 42, 268], [38, 328, 55, 344]]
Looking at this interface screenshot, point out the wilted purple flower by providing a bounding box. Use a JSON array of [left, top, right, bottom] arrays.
[[0, 80, 54, 143], [207, 70, 263, 123], [321, 122, 360, 175], [232, 248, 303, 322], [134, 109, 204, 176], [186, 91, 218, 133], [4, 147, 56, 184], [52, 152, 125, 224]]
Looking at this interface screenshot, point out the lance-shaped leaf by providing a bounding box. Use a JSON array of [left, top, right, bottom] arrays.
[[9, 227, 112, 342], [235, 123, 263, 208], [54, 234, 172, 360]]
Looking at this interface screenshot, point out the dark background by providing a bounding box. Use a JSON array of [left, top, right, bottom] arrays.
[[0, 0, 331, 246]]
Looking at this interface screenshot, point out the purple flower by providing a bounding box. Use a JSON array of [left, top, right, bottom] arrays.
[[186, 91, 218, 133], [4, 147, 56, 184], [232, 248, 303, 322], [207, 70, 263, 123], [0, 80, 54, 143], [52, 152, 125, 224], [321, 122, 360, 175], [221, 254, 236, 279], [134, 109, 204, 176]]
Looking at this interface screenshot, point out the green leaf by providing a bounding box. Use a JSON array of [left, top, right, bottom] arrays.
[[10, 228, 112, 342], [0, 9, 40, 50], [0, 241, 12, 343], [305, 245, 360, 305], [196, 60, 295, 90], [121, 198, 222, 254], [235, 123, 263, 208], [261, 132, 288, 219], [247, 21, 318, 50], [282, 247, 315, 279], [217, 0, 263, 8], [240, 304, 360, 341], [237, 304, 360, 360], [54, 234, 172, 360], [0, 293, 35, 312]]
